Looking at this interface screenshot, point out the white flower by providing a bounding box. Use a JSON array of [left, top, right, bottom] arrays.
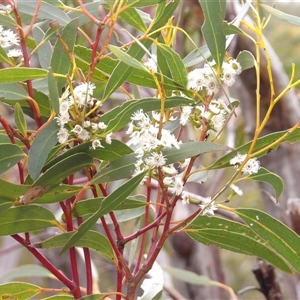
[[181, 192, 190, 205], [72, 124, 83, 134], [221, 68, 236, 87], [145, 152, 166, 168], [242, 158, 260, 175], [105, 133, 112, 144], [228, 58, 242, 75], [205, 77, 219, 96], [71, 82, 95, 108], [83, 120, 91, 128], [163, 177, 174, 186], [131, 109, 145, 121], [126, 122, 134, 134], [230, 153, 247, 166], [56, 112, 70, 126], [0, 28, 19, 48], [199, 197, 218, 216], [92, 139, 103, 149], [57, 127, 69, 144], [162, 165, 177, 175], [210, 113, 225, 132], [78, 128, 90, 141], [187, 68, 205, 91], [180, 106, 192, 126], [144, 54, 157, 72], [98, 122, 107, 130], [7, 48, 22, 58], [173, 176, 184, 195], [230, 184, 243, 196], [59, 101, 70, 114]]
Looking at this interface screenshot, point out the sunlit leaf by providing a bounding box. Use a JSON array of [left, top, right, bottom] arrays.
[[0, 68, 48, 84], [0, 282, 40, 300]]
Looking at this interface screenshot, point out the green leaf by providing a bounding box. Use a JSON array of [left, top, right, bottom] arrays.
[[186, 215, 291, 273], [72, 196, 146, 218], [0, 144, 25, 174], [47, 68, 60, 114], [79, 295, 107, 300], [0, 206, 59, 236], [0, 203, 12, 217], [101, 96, 193, 134], [198, 0, 226, 73], [163, 141, 227, 165], [234, 208, 300, 273], [0, 265, 53, 282], [0, 14, 17, 27], [237, 50, 255, 71], [0, 83, 28, 100], [223, 22, 245, 36], [102, 0, 179, 101], [0, 178, 28, 202], [50, 18, 78, 93], [249, 167, 284, 200], [0, 282, 40, 300], [0, 68, 48, 84], [108, 44, 146, 71], [42, 230, 116, 264], [28, 120, 59, 181], [208, 128, 300, 170], [121, 0, 164, 7], [33, 152, 93, 187], [43, 296, 74, 300], [14, 102, 27, 137], [0, 46, 9, 63], [261, 4, 300, 26], [157, 44, 187, 86], [18, 1, 70, 26], [104, 207, 145, 224], [119, 7, 147, 32], [35, 184, 82, 204], [91, 153, 136, 183], [32, 26, 53, 69], [183, 45, 210, 68], [60, 171, 146, 254]]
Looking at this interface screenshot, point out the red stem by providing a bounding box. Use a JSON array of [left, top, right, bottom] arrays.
[[77, 216, 93, 295], [12, 234, 81, 298]]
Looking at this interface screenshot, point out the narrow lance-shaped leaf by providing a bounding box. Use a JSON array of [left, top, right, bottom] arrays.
[[157, 43, 187, 87], [208, 128, 300, 170], [186, 215, 291, 273], [0, 206, 60, 236], [41, 230, 117, 264], [234, 208, 300, 273], [0, 68, 48, 84], [47, 68, 60, 114], [14, 102, 27, 137], [0, 144, 26, 175], [119, 7, 147, 32], [198, 0, 226, 73], [22, 153, 93, 204], [50, 18, 78, 93], [28, 120, 59, 181], [248, 167, 284, 200], [0, 282, 40, 300], [60, 171, 146, 254]]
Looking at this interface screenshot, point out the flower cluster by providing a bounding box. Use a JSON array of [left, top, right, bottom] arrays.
[[127, 109, 184, 195], [179, 98, 231, 137], [0, 25, 22, 59], [230, 153, 261, 175], [187, 58, 242, 95], [56, 82, 111, 148]]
